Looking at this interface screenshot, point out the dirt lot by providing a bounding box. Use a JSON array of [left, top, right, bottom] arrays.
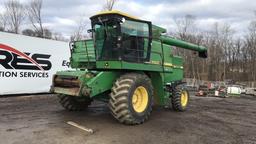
[[0, 94, 256, 144]]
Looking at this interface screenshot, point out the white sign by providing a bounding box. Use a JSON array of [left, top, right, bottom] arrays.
[[0, 32, 70, 95]]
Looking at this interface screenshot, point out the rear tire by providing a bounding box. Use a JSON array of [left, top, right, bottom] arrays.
[[172, 87, 189, 112], [58, 94, 92, 111], [109, 73, 153, 125]]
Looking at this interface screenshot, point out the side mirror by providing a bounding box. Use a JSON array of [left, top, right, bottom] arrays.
[[198, 51, 207, 58], [87, 29, 94, 33], [117, 17, 126, 24], [121, 17, 125, 23]]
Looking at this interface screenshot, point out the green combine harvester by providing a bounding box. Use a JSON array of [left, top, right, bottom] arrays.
[[51, 10, 207, 125]]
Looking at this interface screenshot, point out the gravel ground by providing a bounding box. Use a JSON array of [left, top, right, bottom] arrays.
[[0, 94, 256, 144]]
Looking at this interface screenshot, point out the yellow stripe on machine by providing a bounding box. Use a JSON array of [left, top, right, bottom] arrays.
[[144, 61, 183, 69], [164, 63, 183, 69]]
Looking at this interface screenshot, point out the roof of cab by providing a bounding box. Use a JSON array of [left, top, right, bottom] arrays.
[[90, 10, 140, 20]]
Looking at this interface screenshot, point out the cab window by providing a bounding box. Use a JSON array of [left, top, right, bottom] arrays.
[[121, 20, 150, 62]]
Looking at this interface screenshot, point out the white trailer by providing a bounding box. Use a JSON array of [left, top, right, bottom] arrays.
[[0, 32, 70, 95]]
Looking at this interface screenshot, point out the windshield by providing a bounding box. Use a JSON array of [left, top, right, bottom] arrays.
[[121, 20, 149, 37], [120, 19, 150, 62], [93, 20, 119, 60]]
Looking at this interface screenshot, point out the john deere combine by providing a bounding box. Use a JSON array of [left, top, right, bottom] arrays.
[[51, 10, 207, 125]]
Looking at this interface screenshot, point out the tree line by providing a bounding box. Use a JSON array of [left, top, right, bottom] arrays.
[[172, 15, 256, 82]]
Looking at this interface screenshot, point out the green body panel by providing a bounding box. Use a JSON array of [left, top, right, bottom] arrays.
[[70, 39, 96, 69], [86, 71, 120, 97], [152, 25, 167, 39], [96, 61, 122, 69], [96, 61, 163, 72], [148, 72, 167, 105], [56, 70, 88, 77]]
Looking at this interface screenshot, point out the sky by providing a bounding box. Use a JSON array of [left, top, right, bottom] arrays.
[[0, 0, 256, 38]]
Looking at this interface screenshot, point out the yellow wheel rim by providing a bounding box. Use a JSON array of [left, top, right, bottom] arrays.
[[181, 91, 188, 107], [132, 86, 149, 113]]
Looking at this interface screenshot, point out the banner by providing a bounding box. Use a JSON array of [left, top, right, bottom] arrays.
[[0, 32, 70, 95]]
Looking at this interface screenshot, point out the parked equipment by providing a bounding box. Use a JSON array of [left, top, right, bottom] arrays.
[[227, 85, 242, 96], [245, 88, 256, 96], [51, 11, 207, 125], [196, 85, 208, 97]]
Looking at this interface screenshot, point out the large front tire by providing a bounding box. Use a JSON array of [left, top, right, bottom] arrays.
[[58, 94, 92, 111], [109, 73, 153, 125]]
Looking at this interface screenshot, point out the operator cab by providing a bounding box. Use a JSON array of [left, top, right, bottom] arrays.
[[90, 10, 152, 63]]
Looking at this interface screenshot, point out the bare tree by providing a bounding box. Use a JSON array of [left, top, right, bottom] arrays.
[[174, 15, 199, 80], [43, 28, 53, 39], [70, 17, 88, 41], [174, 14, 197, 40], [52, 32, 68, 41], [5, 0, 25, 33], [103, 0, 117, 11], [27, 0, 44, 37], [22, 29, 36, 36], [0, 13, 8, 31], [244, 21, 256, 82]]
